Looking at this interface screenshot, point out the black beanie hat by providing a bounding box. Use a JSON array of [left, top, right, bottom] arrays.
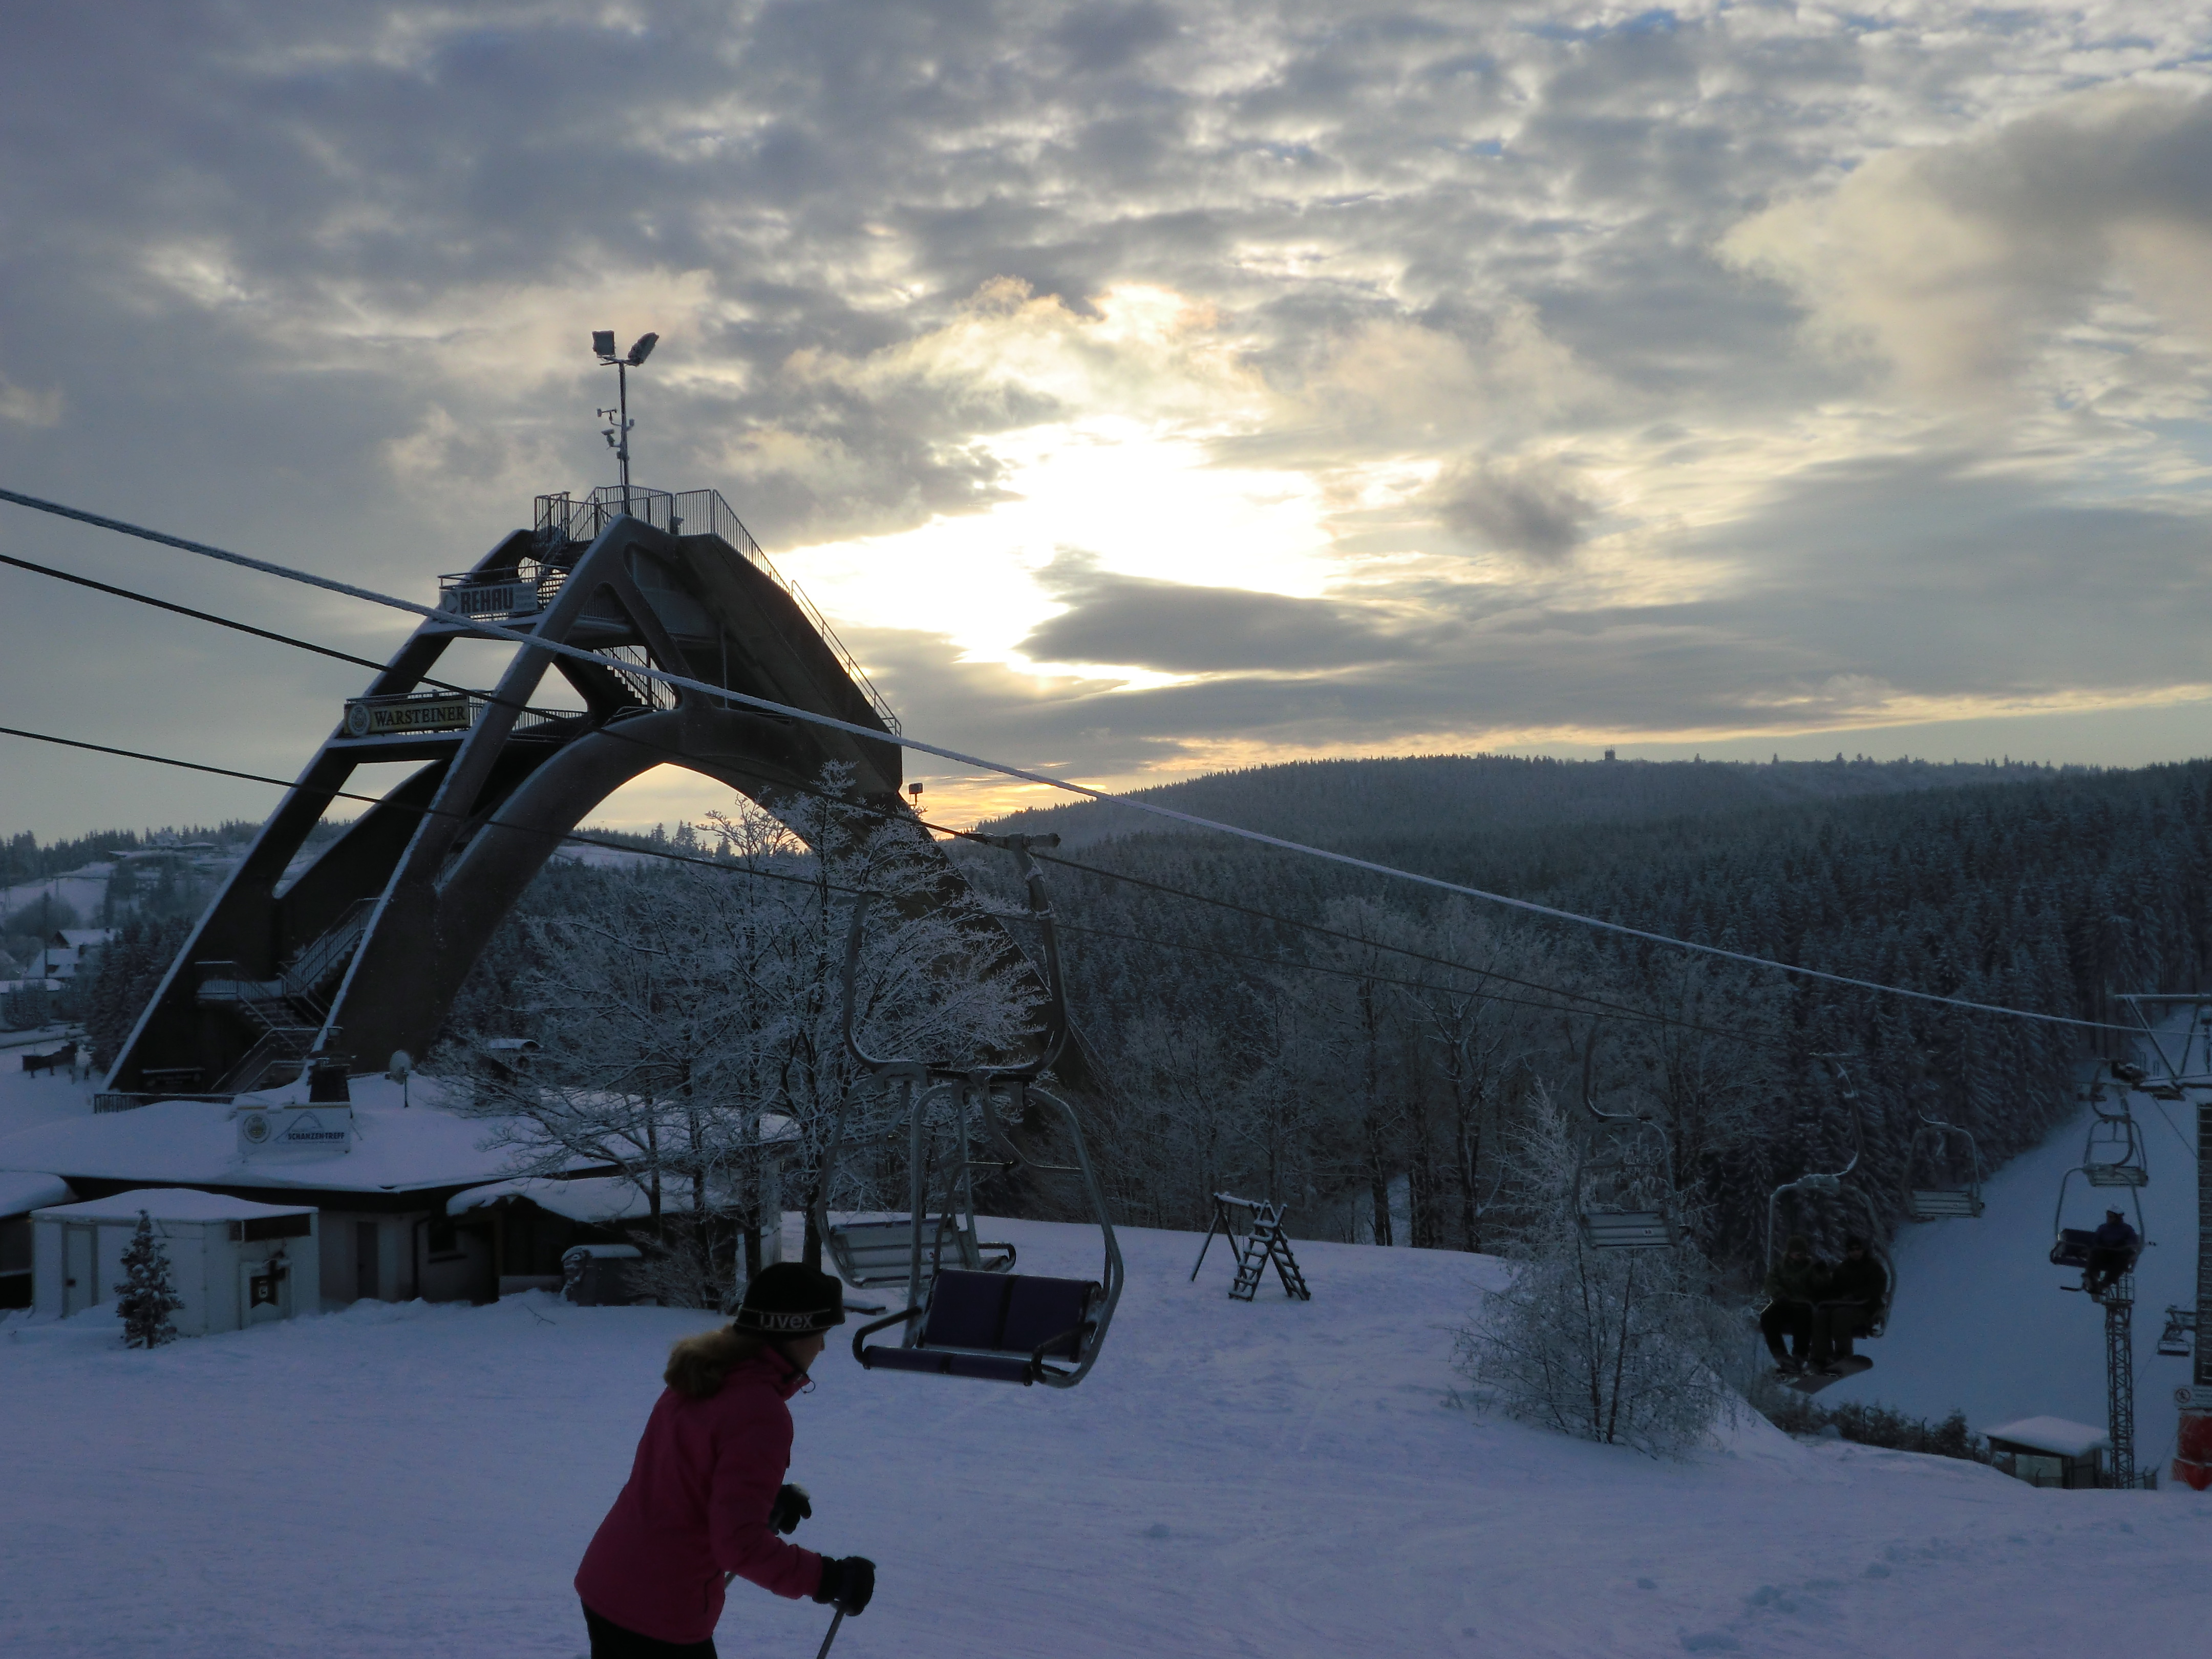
[[732, 1263, 846, 1337]]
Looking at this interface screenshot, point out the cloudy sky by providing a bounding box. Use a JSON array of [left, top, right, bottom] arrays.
[[7, 0, 2212, 838]]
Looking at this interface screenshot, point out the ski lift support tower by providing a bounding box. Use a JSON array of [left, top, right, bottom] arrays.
[[2117, 993, 2212, 1490]]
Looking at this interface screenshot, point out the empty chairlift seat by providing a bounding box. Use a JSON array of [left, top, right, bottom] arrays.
[[1578, 1208, 1677, 1250], [825, 1217, 1013, 1291], [853, 1269, 1102, 1386], [1904, 1187, 1985, 1220]]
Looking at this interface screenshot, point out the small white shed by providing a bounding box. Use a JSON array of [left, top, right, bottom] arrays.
[[1985, 1415, 2111, 1490], [31, 1189, 320, 1337]]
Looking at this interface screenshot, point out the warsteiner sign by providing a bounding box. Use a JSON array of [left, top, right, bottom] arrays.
[[344, 694, 477, 738]]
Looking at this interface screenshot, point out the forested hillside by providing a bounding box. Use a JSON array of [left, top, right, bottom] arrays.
[[954, 756, 2212, 1277], [422, 753, 2212, 1285], [980, 753, 2075, 849]]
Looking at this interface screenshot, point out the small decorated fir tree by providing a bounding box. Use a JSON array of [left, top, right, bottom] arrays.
[[114, 1210, 182, 1348]]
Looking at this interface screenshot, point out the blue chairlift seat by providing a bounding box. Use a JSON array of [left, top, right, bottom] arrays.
[[2049, 1228, 2141, 1272], [854, 1269, 1102, 1386]]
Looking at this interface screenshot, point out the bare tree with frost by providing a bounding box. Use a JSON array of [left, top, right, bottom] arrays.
[[1454, 1085, 1742, 1456], [452, 767, 1037, 1306]]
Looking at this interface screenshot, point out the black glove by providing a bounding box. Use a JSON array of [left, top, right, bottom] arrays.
[[769, 1483, 812, 1536], [812, 1556, 877, 1616]]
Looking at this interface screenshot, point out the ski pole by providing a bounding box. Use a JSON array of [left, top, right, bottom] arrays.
[[815, 1607, 845, 1658]]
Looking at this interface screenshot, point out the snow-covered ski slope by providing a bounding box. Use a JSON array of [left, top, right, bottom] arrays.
[[3, 1221, 2203, 1658], [1874, 1089, 2201, 1471]]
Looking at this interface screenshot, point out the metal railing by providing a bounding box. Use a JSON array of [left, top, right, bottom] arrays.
[[598, 643, 677, 711], [529, 485, 902, 734], [281, 899, 376, 1002], [95, 1091, 234, 1114]]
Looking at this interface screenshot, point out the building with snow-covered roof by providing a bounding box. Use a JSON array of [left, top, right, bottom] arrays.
[[0, 1073, 628, 1309], [38, 927, 115, 983], [31, 1188, 316, 1335], [1985, 1416, 2112, 1490], [0, 1172, 75, 1308]]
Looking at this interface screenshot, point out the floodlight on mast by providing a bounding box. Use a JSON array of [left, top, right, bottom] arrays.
[[592, 329, 660, 507]]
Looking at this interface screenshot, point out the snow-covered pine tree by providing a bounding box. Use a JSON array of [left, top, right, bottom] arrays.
[[114, 1210, 183, 1348]]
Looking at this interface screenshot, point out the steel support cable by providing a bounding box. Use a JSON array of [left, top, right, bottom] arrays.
[[0, 550, 1779, 1048], [0, 482, 2136, 1036], [0, 720, 1742, 1041]]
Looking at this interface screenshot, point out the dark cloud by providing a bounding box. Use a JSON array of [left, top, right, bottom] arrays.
[[1431, 457, 1594, 560], [1022, 554, 1427, 670]]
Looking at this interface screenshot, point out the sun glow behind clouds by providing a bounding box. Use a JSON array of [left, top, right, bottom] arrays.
[[781, 414, 1342, 685]]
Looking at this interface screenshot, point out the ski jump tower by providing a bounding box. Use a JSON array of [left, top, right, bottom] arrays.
[[105, 482, 972, 1101]]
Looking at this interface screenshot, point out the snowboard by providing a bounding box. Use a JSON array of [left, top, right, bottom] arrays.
[[1781, 1355, 1873, 1395]]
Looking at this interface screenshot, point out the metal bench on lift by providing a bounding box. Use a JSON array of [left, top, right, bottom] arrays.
[[1571, 1028, 1679, 1251], [852, 1268, 1102, 1385]]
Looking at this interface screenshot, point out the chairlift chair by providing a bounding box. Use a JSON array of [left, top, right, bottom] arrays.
[[2156, 1307, 2196, 1359], [1760, 1057, 1897, 1340], [1900, 1109, 1986, 1221], [1570, 1029, 1679, 1250], [2047, 1165, 2145, 1284], [815, 834, 1124, 1388], [2079, 1080, 2150, 1189]]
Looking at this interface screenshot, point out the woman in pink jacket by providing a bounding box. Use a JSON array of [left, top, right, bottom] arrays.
[[576, 1264, 877, 1657]]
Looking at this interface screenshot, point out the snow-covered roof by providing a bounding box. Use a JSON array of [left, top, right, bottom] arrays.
[[35, 1187, 314, 1224], [449, 1175, 652, 1225], [55, 929, 114, 948], [0, 1172, 73, 1216], [0, 1093, 536, 1195], [1985, 1416, 2110, 1458]]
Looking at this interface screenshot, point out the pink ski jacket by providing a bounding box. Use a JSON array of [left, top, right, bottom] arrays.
[[575, 1350, 825, 1644]]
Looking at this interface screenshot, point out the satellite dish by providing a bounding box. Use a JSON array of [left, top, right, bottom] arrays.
[[389, 1050, 412, 1081], [626, 332, 659, 366]]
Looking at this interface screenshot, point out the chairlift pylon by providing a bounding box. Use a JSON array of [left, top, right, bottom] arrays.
[[813, 834, 1123, 1389], [1570, 1026, 1679, 1251], [1900, 1093, 1986, 1221]]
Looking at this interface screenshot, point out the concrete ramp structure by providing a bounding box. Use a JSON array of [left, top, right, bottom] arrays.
[[105, 484, 959, 1101]]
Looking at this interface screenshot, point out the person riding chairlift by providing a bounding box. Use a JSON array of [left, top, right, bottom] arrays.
[[1760, 1235, 1826, 1374], [1812, 1236, 1886, 1369], [575, 1264, 878, 1658], [2081, 1208, 2140, 1299]]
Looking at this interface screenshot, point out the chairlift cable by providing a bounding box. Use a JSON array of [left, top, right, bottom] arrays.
[[0, 483, 2148, 1037], [0, 549, 1814, 1048], [0, 713, 1751, 1046]]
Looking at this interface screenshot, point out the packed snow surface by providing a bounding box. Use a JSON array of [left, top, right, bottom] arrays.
[[3, 1220, 2203, 1658]]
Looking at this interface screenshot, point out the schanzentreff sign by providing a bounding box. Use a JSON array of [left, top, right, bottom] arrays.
[[344, 694, 477, 737], [237, 1107, 354, 1157]]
